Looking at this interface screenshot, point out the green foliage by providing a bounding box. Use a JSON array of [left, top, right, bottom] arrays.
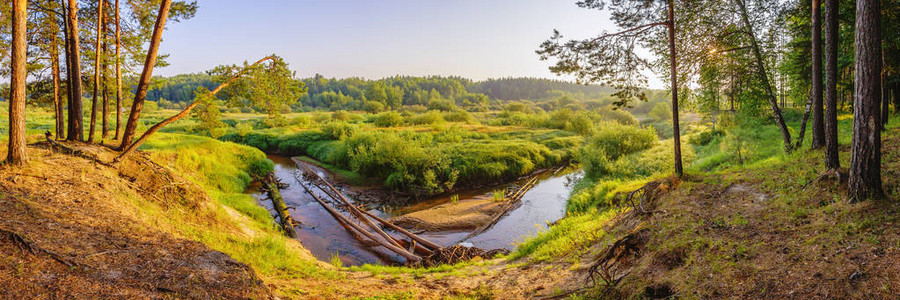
[[212, 55, 306, 124], [191, 88, 225, 136], [332, 110, 352, 121], [363, 101, 385, 114], [580, 122, 658, 178], [596, 106, 639, 125], [372, 111, 405, 127], [510, 208, 623, 262], [321, 121, 360, 140], [407, 111, 445, 125], [648, 102, 672, 121], [136, 133, 330, 279]]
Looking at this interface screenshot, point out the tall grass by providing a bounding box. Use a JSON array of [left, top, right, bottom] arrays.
[[138, 133, 334, 279]]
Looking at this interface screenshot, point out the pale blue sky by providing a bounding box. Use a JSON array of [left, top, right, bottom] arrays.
[[157, 0, 662, 87]]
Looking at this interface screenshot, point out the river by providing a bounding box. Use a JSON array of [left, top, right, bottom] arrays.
[[247, 155, 582, 266]]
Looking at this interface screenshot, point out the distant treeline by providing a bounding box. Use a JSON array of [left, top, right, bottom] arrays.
[[141, 74, 614, 111]]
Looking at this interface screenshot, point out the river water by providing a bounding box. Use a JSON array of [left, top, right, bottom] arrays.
[[247, 155, 582, 266]]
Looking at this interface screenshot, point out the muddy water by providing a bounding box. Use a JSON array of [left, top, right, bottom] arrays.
[[248, 155, 581, 265]]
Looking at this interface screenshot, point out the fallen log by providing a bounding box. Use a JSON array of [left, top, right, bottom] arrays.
[[292, 158, 407, 250], [261, 173, 297, 238], [357, 207, 442, 252], [298, 178, 422, 262], [291, 157, 442, 254]]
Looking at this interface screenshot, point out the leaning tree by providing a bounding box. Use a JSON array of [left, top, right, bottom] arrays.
[[116, 55, 305, 160]]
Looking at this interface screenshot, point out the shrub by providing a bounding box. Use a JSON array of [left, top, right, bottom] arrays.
[[596, 106, 639, 125], [235, 122, 254, 136], [427, 98, 456, 111], [363, 101, 385, 113], [444, 110, 474, 123], [290, 115, 312, 127], [580, 122, 658, 178], [332, 110, 351, 121], [649, 102, 673, 121], [373, 111, 405, 127], [408, 111, 445, 125], [320, 121, 359, 140]]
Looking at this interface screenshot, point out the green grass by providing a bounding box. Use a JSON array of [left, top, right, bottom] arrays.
[[135, 132, 336, 280]]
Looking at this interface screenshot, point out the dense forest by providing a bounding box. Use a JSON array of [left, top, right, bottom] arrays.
[[137, 74, 616, 112]]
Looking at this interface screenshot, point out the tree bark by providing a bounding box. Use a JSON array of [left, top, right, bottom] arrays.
[[62, 0, 74, 139], [88, 0, 104, 142], [117, 56, 277, 161], [114, 0, 123, 140], [848, 0, 884, 202], [667, 0, 683, 177], [824, 0, 840, 170], [65, 0, 84, 142], [795, 88, 813, 148], [882, 50, 889, 126], [811, 0, 825, 149], [118, 0, 172, 150], [102, 4, 110, 139], [734, 0, 793, 151], [50, 12, 66, 140], [6, 0, 28, 165]]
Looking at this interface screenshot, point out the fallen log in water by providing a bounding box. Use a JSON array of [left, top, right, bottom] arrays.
[[291, 158, 407, 250], [295, 172, 422, 262], [261, 173, 297, 238], [290, 157, 447, 263]]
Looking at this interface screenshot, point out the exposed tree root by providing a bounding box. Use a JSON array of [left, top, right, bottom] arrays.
[[416, 245, 509, 268], [2, 228, 82, 268], [37, 132, 114, 167], [587, 229, 650, 290]]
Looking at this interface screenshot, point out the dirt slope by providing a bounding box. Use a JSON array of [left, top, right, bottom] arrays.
[[0, 143, 271, 298], [581, 128, 900, 299]]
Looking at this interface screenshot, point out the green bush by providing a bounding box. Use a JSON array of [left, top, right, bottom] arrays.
[[580, 122, 658, 178], [444, 110, 474, 123], [331, 110, 351, 121], [373, 111, 405, 127], [408, 111, 445, 125], [320, 121, 359, 140]]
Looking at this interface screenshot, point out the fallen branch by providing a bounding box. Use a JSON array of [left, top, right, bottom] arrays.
[[2, 228, 81, 268]]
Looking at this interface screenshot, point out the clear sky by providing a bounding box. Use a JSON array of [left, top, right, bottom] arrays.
[[157, 0, 662, 87]]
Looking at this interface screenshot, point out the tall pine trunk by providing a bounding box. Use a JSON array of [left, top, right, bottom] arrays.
[[811, 0, 825, 149], [118, 0, 172, 150], [88, 0, 104, 142], [102, 6, 110, 139], [51, 13, 66, 140], [824, 0, 840, 170], [114, 0, 123, 139], [735, 0, 793, 151], [7, 0, 28, 165], [882, 50, 890, 126], [848, 0, 884, 202], [667, 0, 683, 177], [66, 0, 84, 142]]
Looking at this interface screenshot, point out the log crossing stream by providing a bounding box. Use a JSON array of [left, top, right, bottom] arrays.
[[247, 155, 582, 266]]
